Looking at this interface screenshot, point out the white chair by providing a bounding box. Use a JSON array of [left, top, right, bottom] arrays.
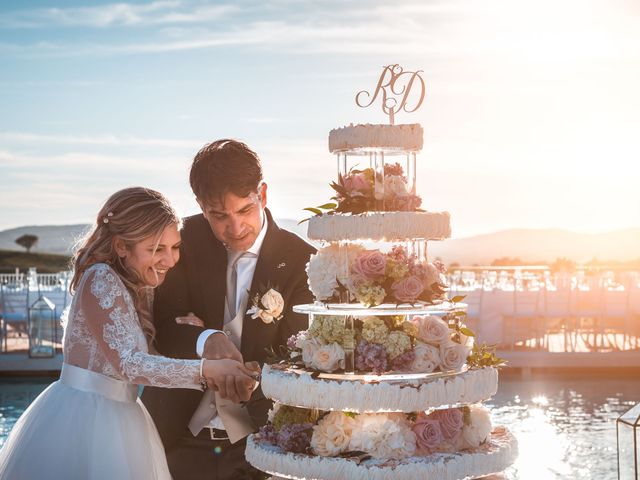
[[502, 286, 543, 350], [541, 287, 574, 352], [0, 283, 29, 352]]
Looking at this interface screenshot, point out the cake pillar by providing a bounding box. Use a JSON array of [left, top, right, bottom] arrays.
[[407, 152, 417, 196], [343, 315, 355, 374], [373, 151, 385, 210]]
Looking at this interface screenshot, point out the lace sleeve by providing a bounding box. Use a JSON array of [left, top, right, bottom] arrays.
[[80, 264, 202, 390]]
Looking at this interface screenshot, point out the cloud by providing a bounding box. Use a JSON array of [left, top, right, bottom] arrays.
[[0, 131, 196, 149], [0, 1, 238, 29], [0, 0, 474, 57]]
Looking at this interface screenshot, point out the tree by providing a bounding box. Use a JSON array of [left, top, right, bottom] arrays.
[[15, 234, 38, 253]]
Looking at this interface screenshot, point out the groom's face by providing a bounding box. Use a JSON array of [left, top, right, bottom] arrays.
[[198, 183, 267, 252]]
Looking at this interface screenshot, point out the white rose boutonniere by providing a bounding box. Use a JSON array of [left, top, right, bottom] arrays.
[[247, 287, 284, 324]]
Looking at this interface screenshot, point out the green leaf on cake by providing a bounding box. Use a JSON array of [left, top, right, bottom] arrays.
[[316, 202, 337, 210], [303, 207, 323, 215], [460, 327, 476, 337]]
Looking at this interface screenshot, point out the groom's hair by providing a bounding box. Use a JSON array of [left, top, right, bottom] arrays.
[[190, 139, 263, 203]]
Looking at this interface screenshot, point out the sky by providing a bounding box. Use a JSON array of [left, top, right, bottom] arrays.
[[1, 0, 639, 239]]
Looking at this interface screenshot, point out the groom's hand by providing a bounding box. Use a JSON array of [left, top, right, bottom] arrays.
[[203, 332, 244, 364]]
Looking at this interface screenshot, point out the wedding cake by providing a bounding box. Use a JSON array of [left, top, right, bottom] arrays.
[[246, 65, 518, 480]]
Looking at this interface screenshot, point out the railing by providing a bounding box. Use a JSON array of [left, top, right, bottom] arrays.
[[1, 269, 71, 354]]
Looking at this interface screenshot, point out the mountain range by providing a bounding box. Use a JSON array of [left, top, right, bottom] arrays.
[[1, 223, 638, 265]]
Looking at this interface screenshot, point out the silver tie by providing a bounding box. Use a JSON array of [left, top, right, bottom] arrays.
[[226, 250, 246, 320]]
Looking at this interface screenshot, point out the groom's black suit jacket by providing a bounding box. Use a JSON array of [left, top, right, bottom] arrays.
[[142, 209, 315, 450]]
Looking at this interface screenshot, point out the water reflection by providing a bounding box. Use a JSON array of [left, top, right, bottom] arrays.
[[487, 373, 640, 480], [1, 373, 639, 478]]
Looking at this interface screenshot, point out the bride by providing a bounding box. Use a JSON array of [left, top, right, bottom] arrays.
[[0, 187, 258, 479]]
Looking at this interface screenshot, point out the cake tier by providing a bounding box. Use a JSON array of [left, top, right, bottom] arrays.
[[247, 426, 517, 480], [329, 123, 424, 153], [261, 365, 498, 413], [293, 301, 460, 317], [307, 211, 451, 242]]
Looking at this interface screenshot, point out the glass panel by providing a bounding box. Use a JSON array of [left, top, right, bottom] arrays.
[[618, 420, 638, 480], [621, 403, 640, 426]]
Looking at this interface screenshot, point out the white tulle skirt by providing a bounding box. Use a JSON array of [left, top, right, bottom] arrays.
[[0, 364, 171, 480]]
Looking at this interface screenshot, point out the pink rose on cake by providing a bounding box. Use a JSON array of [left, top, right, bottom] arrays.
[[310, 343, 345, 372], [410, 342, 441, 373], [440, 341, 471, 371], [434, 408, 464, 440], [412, 413, 444, 455], [352, 250, 387, 280], [349, 413, 416, 459], [300, 336, 323, 365], [311, 411, 357, 457], [413, 315, 450, 345], [343, 171, 372, 193], [413, 261, 446, 290], [391, 275, 424, 303]]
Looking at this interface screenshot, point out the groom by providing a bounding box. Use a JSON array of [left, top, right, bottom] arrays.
[[142, 139, 315, 480]]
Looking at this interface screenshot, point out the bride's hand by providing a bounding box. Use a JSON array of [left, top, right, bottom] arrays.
[[202, 359, 257, 403]]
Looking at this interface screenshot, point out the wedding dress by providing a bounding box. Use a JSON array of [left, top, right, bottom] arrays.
[[0, 263, 202, 479]]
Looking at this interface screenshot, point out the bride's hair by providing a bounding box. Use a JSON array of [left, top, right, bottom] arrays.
[[70, 187, 181, 346]]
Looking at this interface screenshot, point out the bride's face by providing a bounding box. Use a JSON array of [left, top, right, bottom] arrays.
[[119, 223, 181, 287]]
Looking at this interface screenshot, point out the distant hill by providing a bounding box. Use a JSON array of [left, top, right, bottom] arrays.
[[1, 223, 638, 265], [0, 225, 90, 255], [429, 227, 640, 265]]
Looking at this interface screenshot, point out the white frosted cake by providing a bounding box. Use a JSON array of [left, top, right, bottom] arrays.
[[308, 210, 451, 242], [247, 107, 516, 480], [329, 123, 424, 153]]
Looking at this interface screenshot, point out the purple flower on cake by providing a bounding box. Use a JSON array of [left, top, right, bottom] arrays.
[[287, 331, 308, 350], [352, 250, 387, 280], [390, 349, 416, 371], [258, 424, 279, 445], [413, 315, 450, 345], [412, 414, 444, 454], [410, 341, 441, 373], [355, 341, 388, 374], [440, 341, 471, 371], [434, 408, 464, 440], [391, 275, 425, 303], [277, 423, 313, 453], [387, 245, 409, 263]]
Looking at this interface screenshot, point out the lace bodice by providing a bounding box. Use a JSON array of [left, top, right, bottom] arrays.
[[63, 263, 201, 390]]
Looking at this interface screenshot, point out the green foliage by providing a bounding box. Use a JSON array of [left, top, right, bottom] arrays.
[[467, 342, 507, 369], [0, 249, 70, 273], [272, 405, 319, 430]]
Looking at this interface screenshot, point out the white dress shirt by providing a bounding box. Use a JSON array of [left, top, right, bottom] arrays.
[[195, 215, 269, 356], [189, 214, 268, 434]]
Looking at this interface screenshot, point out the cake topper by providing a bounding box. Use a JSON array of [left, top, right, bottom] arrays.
[[355, 64, 425, 125]]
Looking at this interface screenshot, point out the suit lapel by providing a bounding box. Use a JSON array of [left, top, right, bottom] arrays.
[[241, 209, 282, 357], [196, 224, 227, 330]]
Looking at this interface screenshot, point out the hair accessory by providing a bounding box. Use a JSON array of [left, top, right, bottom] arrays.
[[103, 211, 114, 224]]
